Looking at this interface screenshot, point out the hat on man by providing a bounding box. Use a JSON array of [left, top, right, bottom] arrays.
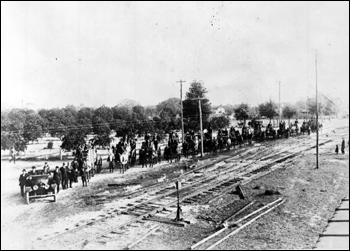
[[32, 166, 36, 169], [22, 169, 26, 172]]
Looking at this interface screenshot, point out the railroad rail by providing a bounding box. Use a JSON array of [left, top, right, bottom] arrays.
[[34, 137, 332, 250], [190, 198, 286, 250]]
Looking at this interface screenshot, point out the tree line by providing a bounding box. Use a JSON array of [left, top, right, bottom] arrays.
[[1, 80, 338, 152], [1, 81, 208, 152]]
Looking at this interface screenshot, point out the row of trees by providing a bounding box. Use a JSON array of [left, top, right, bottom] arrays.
[[231, 97, 338, 124], [1, 81, 212, 152], [1, 80, 338, 153]]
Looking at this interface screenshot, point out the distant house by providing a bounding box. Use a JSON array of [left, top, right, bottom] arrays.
[[215, 106, 226, 115]]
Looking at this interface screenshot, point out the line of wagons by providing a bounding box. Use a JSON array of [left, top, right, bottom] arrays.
[[23, 120, 320, 204], [251, 119, 321, 141]]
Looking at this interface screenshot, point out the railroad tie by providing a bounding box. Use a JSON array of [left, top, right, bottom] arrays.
[[110, 231, 123, 234], [183, 201, 193, 204]]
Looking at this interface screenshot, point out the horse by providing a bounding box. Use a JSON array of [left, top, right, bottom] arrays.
[[264, 124, 277, 140], [229, 128, 238, 149], [235, 130, 243, 147], [204, 137, 215, 154], [185, 134, 200, 157], [217, 137, 224, 152], [164, 143, 180, 163], [138, 144, 157, 168], [146, 146, 158, 167], [182, 141, 189, 158], [300, 122, 311, 135], [289, 124, 299, 136], [139, 148, 147, 167], [242, 127, 253, 144]]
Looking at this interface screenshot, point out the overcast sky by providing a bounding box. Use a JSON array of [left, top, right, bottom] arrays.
[[1, 1, 349, 110]]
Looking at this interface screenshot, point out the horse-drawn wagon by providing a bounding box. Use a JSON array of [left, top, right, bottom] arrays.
[[24, 174, 57, 204]]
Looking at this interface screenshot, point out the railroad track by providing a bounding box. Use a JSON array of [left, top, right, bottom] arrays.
[[35, 137, 332, 250], [190, 198, 286, 250]]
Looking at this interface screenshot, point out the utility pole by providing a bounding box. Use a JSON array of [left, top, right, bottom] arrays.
[[279, 81, 281, 123], [189, 97, 204, 157], [176, 80, 186, 144], [199, 98, 204, 157], [315, 50, 319, 169], [306, 96, 309, 120]]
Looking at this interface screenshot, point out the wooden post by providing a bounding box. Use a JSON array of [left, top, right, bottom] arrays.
[[174, 181, 182, 221], [279, 81, 281, 124], [315, 50, 319, 169], [177, 80, 186, 144], [189, 97, 204, 157], [199, 99, 204, 157], [60, 147, 62, 160]]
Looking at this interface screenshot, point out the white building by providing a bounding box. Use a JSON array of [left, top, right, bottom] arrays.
[[215, 106, 226, 114]]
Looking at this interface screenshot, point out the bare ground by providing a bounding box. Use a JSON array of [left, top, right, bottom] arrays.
[[1, 119, 348, 250]]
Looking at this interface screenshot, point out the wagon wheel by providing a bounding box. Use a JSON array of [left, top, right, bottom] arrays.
[[25, 192, 30, 205]]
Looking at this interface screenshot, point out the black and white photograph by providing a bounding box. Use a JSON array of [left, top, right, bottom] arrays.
[[1, 1, 349, 250]]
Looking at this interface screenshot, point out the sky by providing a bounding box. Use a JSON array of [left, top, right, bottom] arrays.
[[1, 1, 349, 110]]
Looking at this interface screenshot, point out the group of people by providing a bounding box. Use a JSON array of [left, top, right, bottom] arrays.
[[107, 136, 137, 173], [18, 160, 90, 197], [335, 138, 347, 155]]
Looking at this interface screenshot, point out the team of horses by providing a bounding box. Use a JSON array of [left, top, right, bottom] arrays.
[[81, 119, 322, 175]]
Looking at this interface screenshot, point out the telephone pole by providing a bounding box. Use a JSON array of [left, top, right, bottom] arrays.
[[189, 97, 204, 157], [176, 80, 186, 143], [315, 50, 319, 169], [279, 81, 281, 123]]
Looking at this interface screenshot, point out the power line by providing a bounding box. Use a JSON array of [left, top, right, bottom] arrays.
[[1, 113, 213, 135]]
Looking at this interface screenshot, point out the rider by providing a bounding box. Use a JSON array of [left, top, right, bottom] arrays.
[[223, 127, 228, 137], [295, 119, 299, 130], [279, 121, 283, 131], [145, 132, 150, 147], [131, 138, 136, 148], [185, 132, 191, 142], [218, 129, 222, 138], [208, 125, 213, 139], [153, 133, 160, 151], [267, 122, 272, 130]]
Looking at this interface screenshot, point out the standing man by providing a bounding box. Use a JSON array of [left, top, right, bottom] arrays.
[[109, 153, 115, 173], [53, 166, 62, 193], [153, 133, 160, 151], [97, 157, 103, 173], [341, 138, 346, 154], [19, 169, 28, 197], [28, 166, 38, 175], [145, 132, 150, 147], [68, 162, 75, 188], [42, 165, 49, 174], [81, 167, 88, 187], [43, 162, 50, 172], [9, 147, 17, 164], [60, 163, 68, 190]]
